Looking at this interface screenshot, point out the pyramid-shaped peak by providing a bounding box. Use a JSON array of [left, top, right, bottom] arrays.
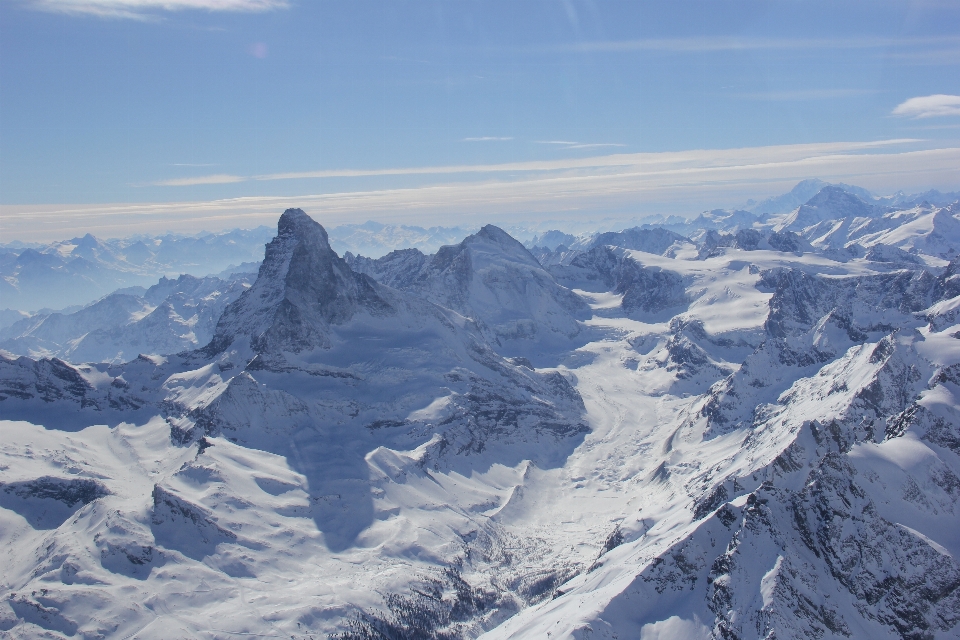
[[476, 224, 518, 244], [467, 225, 538, 263], [71, 233, 102, 249], [204, 208, 393, 356], [277, 208, 329, 243]]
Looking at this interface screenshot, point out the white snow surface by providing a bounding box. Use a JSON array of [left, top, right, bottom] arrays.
[[1, 204, 959, 640]]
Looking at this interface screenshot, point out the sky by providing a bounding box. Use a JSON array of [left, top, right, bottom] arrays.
[[1, 0, 959, 241]]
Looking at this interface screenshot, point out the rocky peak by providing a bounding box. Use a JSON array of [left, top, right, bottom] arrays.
[[463, 224, 544, 267], [590, 227, 692, 256], [205, 209, 394, 356], [780, 185, 878, 232], [804, 185, 868, 210]]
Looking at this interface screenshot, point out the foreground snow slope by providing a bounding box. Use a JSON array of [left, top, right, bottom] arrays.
[[1, 196, 959, 639]]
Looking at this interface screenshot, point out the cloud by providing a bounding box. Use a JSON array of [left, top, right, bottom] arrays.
[[535, 140, 626, 149], [28, 0, 288, 19], [463, 137, 513, 142], [152, 173, 245, 186], [892, 94, 960, 118], [564, 143, 627, 149], [10, 139, 958, 242], [154, 139, 918, 186]]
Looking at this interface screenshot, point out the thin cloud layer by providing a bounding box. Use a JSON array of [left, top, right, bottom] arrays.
[[156, 173, 246, 186], [28, 0, 288, 19], [9, 140, 958, 242], [893, 94, 960, 119], [152, 139, 920, 187]]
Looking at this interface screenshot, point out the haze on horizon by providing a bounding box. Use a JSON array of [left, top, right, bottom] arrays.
[[1, 0, 959, 242]]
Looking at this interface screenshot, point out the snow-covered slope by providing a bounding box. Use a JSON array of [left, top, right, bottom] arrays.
[[0, 273, 253, 364], [774, 185, 881, 232], [347, 225, 591, 357], [0, 209, 590, 638], [1, 204, 959, 640]]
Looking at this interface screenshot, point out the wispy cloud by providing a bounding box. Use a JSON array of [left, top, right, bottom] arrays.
[[11, 139, 956, 242], [28, 0, 288, 20], [535, 140, 626, 149], [564, 143, 627, 149], [893, 94, 960, 118], [150, 139, 921, 187], [462, 137, 513, 142], [153, 174, 245, 186], [7, 142, 958, 243]]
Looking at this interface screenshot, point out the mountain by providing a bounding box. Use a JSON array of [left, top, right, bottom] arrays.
[[0, 227, 274, 313], [775, 185, 881, 232], [347, 225, 591, 357], [810, 202, 960, 260], [749, 179, 875, 215], [0, 246, 143, 313], [0, 273, 253, 363], [478, 256, 960, 640], [524, 230, 578, 251], [586, 226, 697, 257], [879, 188, 960, 209], [0, 209, 589, 638], [326, 221, 476, 258], [1, 204, 959, 640]]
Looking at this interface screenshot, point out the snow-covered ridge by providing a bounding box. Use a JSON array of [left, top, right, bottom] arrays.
[[1, 185, 959, 639], [0, 273, 253, 364]]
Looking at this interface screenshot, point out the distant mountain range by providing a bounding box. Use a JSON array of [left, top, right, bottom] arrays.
[[4, 180, 956, 318]]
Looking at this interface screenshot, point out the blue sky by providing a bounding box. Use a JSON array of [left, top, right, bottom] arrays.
[[1, 0, 959, 240]]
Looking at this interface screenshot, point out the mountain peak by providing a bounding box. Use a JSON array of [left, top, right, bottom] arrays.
[[791, 178, 829, 194], [804, 185, 867, 208], [467, 224, 542, 266], [476, 224, 516, 244], [778, 185, 878, 231], [205, 210, 394, 356], [277, 208, 326, 243]]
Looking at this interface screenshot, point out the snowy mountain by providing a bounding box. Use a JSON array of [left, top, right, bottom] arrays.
[[1, 227, 273, 313], [2, 198, 960, 640], [326, 221, 476, 258], [747, 178, 875, 215], [804, 201, 960, 261], [346, 225, 591, 357], [0, 273, 254, 364]]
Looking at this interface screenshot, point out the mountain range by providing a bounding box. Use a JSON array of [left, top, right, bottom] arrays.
[[1, 180, 959, 639]]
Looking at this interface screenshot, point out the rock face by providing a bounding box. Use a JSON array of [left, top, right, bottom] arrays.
[[207, 208, 396, 355], [2, 197, 959, 640]]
